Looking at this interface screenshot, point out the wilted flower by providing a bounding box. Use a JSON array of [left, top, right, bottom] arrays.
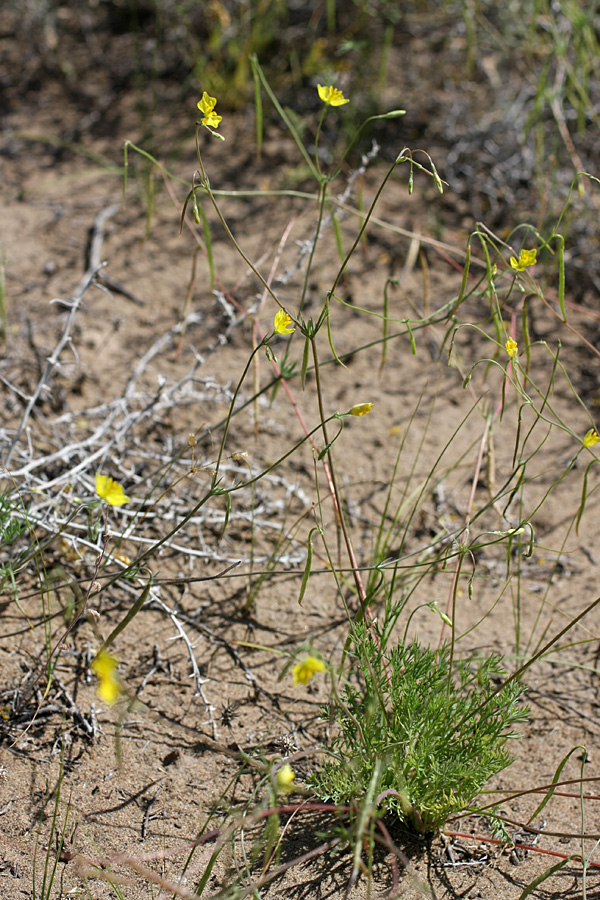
[[96, 474, 130, 507], [317, 84, 349, 107], [509, 248, 537, 272], [349, 402, 373, 417], [274, 309, 295, 335], [504, 338, 518, 359], [276, 763, 296, 793], [197, 91, 222, 129], [583, 428, 600, 448], [91, 652, 121, 704], [293, 656, 326, 685]]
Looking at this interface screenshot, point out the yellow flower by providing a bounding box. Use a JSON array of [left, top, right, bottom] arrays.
[[349, 402, 373, 417], [317, 84, 349, 107], [504, 338, 518, 359], [202, 110, 222, 128], [91, 652, 121, 704], [275, 763, 296, 793], [197, 91, 222, 129], [274, 309, 295, 335], [583, 428, 600, 448], [197, 91, 217, 114], [292, 656, 326, 685], [96, 474, 130, 507], [509, 248, 537, 272]]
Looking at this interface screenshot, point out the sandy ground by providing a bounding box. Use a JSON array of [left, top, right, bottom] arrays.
[[2, 6, 600, 898]]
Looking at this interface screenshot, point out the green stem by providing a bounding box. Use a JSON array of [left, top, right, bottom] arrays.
[[194, 132, 284, 311], [313, 107, 327, 180], [329, 155, 400, 299], [310, 335, 365, 606], [250, 57, 320, 181], [310, 336, 393, 706], [299, 183, 329, 313], [453, 591, 600, 736], [213, 336, 269, 481]]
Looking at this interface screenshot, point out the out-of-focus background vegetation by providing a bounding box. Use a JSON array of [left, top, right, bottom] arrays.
[[5, 0, 600, 298]]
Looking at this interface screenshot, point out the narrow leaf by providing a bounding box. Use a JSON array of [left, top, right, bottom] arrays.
[[518, 856, 575, 899], [299, 527, 320, 606]]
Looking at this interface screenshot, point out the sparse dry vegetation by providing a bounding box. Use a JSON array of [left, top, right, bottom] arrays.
[[2, 3, 600, 898]]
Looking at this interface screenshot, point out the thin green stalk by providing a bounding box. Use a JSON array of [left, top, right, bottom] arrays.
[[212, 335, 269, 479], [250, 56, 319, 180], [193, 137, 283, 311], [309, 335, 392, 710], [309, 335, 364, 608], [329, 154, 405, 299], [299, 182, 329, 313], [453, 592, 600, 738], [313, 106, 327, 179], [0, 248, 5, 342]]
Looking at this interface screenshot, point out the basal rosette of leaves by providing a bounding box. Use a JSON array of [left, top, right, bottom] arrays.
[[311, 639, 528, 834]]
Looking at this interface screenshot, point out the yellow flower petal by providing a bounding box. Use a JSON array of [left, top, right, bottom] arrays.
[[349, 402, 373, 417], [274, 309, 295, 335], [292, 656, 326, 685], [91, 652, 122, 704], [504, 338, 518, 359], [96, 474, 130, 507], [583, 428, 600, 448], [197, 91, 217, 115], [202, 111, 222, 129], [276, 763, 296, 793], [509, 248, 537, 272], [197, 92, 223, 129], [317, 84, 349, 107]]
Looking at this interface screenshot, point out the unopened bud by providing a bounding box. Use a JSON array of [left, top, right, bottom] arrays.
[[348, 402, 373, 417]]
